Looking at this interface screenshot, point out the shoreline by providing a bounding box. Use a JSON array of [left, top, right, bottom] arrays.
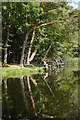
[[2, 65, 44, 79]]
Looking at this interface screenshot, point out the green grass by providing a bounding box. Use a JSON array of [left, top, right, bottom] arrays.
[[2, 66, 44, 79], [64, 56, 78, 66]]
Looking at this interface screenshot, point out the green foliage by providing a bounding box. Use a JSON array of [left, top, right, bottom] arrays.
[[26, 3, 43, 25], [2, 2, 78, 64]]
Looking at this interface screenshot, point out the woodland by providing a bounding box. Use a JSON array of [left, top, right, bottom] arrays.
[[2, 2, 78, 67]]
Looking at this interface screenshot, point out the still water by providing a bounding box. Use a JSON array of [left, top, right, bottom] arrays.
[[2, 66, 79, 120]]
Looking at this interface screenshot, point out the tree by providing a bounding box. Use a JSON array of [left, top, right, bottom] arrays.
[[2, 2, 78, 65]]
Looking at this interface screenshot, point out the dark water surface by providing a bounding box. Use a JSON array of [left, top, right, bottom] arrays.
[[2, 66, 79, 120]]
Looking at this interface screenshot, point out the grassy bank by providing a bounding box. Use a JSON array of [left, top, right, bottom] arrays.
[[64, 56, 78, 65], [2, 65, 44, 79]]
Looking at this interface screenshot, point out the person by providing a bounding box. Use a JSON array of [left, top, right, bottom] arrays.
[[54, 58, 58, 68], [60, 58, 63, 63], [48, 60, 50, 65], [59, 57, 64, 68], [43, 61, 48, 72], [51, 62, 54, 71], [48, 65, 52, 75], [54, 58, 57, 64], [43, 73, 48, 79]]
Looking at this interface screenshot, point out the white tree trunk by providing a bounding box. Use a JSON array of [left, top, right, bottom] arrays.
[[4, 25, 9, 64], [27, 29, 35, 65]]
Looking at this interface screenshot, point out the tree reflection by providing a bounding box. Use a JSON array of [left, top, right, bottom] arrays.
[[27, 76, 56, 119], [18, 71, 78, 119], [19, 76, 29, 112], [2, 68, 78, 119], [42, 73, 54, 97]]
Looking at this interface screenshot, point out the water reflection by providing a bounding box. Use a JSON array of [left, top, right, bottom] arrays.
[[2, 67, 78, 119]]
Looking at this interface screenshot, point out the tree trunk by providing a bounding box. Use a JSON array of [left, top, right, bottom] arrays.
[[43, 43, 53, 61], [29, 49, 37, 62], [36, 21, 54, 29], [20, 21, 54, 67], [4, 25, 9, 64], [4, 45, 8, 64], [27, 29, 35, 65], [20, 24, 37, 67], [27, 22, 55, 64], [36, 112, 56, 119], [29, 40, 41, 62], [20, 33, 29, 67]]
